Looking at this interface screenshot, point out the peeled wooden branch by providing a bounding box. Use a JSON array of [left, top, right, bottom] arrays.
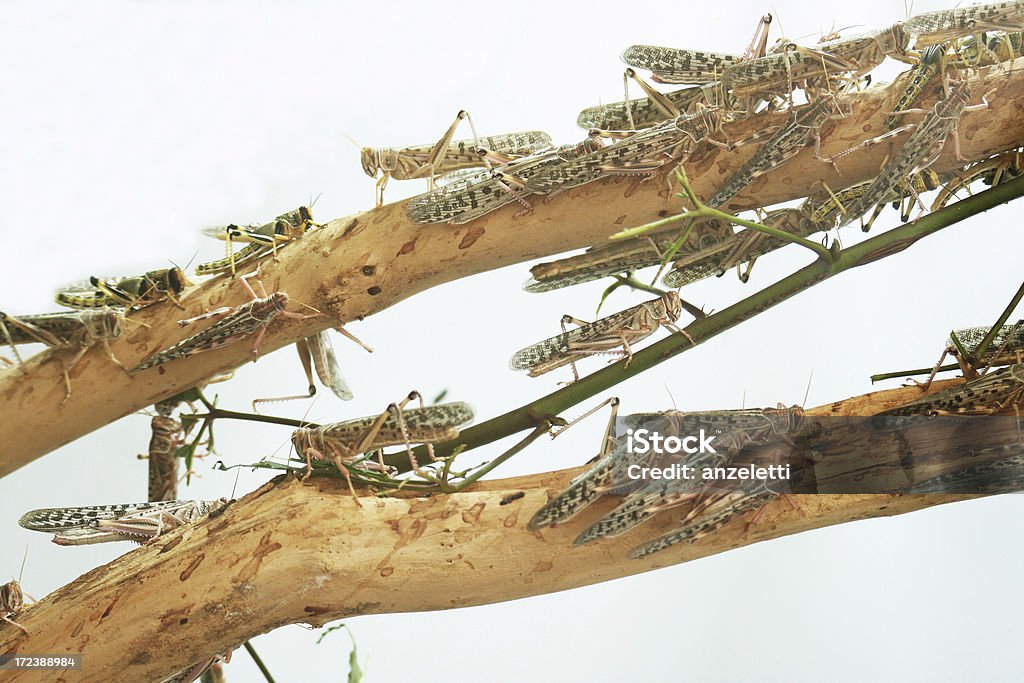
[[1, 382, 999, 682], [2, 64, 1024, 478]]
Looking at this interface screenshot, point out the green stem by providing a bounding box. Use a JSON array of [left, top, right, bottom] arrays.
[[973, 279, 1024, 361], [870, 362, 960, 383], [202, 407, 317, 430], [698, 206, 832, 260], [612, 211, 697, 239], [442, 423, 550, 492], [243, 640, 276, 683], [613, 167, 832, 260], [612, 274, 665, 298]]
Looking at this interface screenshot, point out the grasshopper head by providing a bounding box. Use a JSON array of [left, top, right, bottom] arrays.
[[165, 267, 189, 294], [269, 292, 290, 313], [0, 580, 23, 614], [81, 309, 127, 340], [360, 148, 379, 177], [662, 291, 683, 322], [878, 22, 910, 56]]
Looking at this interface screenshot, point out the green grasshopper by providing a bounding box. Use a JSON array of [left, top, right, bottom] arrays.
[[55, 267, 189, 310], [197, 205, 318, 277]]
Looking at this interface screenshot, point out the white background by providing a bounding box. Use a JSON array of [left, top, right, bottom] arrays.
[[1, 1, 1022, 681]]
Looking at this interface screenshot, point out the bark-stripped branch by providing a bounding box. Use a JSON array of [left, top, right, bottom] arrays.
[[3, 65, 1024, 476], [2, 379, 1001, 682]]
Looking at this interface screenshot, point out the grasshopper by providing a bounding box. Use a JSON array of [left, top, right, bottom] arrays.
[[0, 580, 27, 635], [834, 80, 983, 228], [291, 395, 474, 497], [576, 82, 714, 131], [885, 44, 949, 131], [18, 499, 229, 545], [509, 291, 687, 380], [146, 414, 185, 502], [906, 2, 1024, 47], [908, 452, 1024, 494], [872, 363, 1024, 429], [922, 322, 1024, 387], [131, 271, 318, 373], [252, 329, 366, 408], [570, 407, 802, 548], [621, 46, 746, 85], [706, 95, 839, 209], [197, 206, 317, 277], [620, 14, 773, 85], [524, 222, 732, 294], [528, 406, 800, 532], [359, 109, 553, 206], [627, 487, 778, 558], [787, 171, 944, 243], [525, 108, 725, 196], [55, 267, 189, 310], [404, 137, 605, 225], [721, 25, 908, 101], [930, 148, 1023, 210], [0, 309, 128, 402]]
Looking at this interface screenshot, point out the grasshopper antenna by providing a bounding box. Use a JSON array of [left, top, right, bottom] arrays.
[[664, 384, 679, 411], [342, 133, 362, 150]]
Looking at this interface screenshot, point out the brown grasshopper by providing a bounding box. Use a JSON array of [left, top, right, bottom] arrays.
[[131, 271, 318, 373], [509, 291, 689, 381], [721, 24, 909, 102], [706, 95, 841, 209], [0, 580, 27, 635], [145, 414, 185, 502], [524, 221, 732, 294], [19, 499, 230, 545], [872, 363, 1024, 430], [0, 309, 129, 403], [621, 14, 773, 85], [251, 329, 372, 409], [359, 109, 552, 206], [833, 80, 986, 228], [906, 2, 1024, 47], [291, 394, 474, 498], [404, 137, 605, 225]]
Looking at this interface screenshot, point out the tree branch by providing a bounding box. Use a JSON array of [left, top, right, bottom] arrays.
[[2, 380, 1001, 682], [3, 64, 1024, 477]]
